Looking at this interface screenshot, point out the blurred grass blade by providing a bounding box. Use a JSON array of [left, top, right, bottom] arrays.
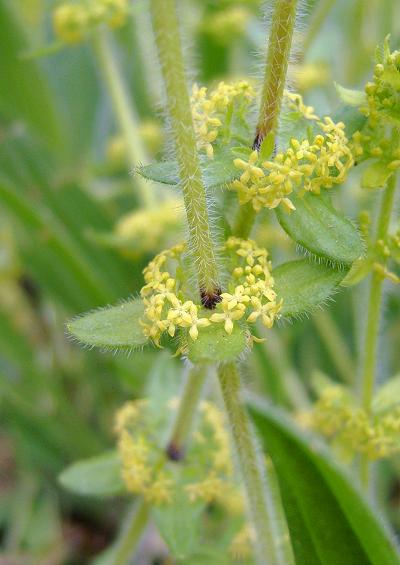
[[0, 3, 60, 145]]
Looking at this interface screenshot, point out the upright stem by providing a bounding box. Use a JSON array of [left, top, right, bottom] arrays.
[[233, 0, 298, 238], [359, 174, 397, 487], [254, 0, 298, 150], [218, 363, 294, 565], [166, 365, 208, 460], [150, 0, 220, 305], [92, 30, 154, 208], [109, 499, 150, 565]]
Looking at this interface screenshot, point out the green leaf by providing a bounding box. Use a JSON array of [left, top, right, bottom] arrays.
[[138, 149, 244, 189], [153, 490, 204, 561], [186, 323, 248, 363], [0, 3, 60, 145], [67, 299, 148, 350], [59, 452, 125, 497], [273, 260, 346, 318], [259, 132, 275, 160], [335, 83, 367, 106], [249, 399, 400, 565], [275, 192, 363, 265], [361, 161, 392, 189]]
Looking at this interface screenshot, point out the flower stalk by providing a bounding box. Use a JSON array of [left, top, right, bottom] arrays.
[[254, 0, 298, 150], [92, 29, 154, 208], [218, 362, 294, 565], [166, 365, 208, 460], [150, 0, 220, 307], [359, 173, 397, 488]]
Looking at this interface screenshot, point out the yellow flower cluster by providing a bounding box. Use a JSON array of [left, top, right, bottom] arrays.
[[115, 198, 183, 255], [230, 116, 354, 212], [115, 397, 244, 511], [53, 0, 129, 44], [115, 400, 173, 504], [191, 81, 255, 158], [140, 237, 281, 347], [305, 385, 400, 461]]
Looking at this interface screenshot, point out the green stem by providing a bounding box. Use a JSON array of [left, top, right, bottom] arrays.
[[233, 0, 298, 238], [313, 309, 355, 384], [109, 499, 150, 565], [150, 0, 220, 304], [254, 0, 298, 149], [359, 174, 397, 487], [92, 30, 154, 208], [166, 365, 208, 460], [218, 363, 294, 565]]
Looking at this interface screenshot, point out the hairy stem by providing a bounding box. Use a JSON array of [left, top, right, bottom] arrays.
[[92, 30, 154, 208], [218, 362, 294, 565], [150, 0, 220, 304], [233, 0, 298, 238], [254, 0, 298, 149], [166, 365, 208, 460], [109, 499, 150, 565], [359, 173, 397, 488]]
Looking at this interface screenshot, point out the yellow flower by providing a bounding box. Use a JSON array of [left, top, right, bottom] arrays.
[[234, 151, 265, 184], [210, 301, 246, 334]]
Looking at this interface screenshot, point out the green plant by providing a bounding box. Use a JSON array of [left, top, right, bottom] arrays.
[[1, 0, 399, 564]]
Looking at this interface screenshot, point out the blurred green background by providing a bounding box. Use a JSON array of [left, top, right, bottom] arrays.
[[0, 0, 399, 563]]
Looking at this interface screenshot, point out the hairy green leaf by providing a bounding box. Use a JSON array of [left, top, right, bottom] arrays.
[[138, 150, 243, 189], [67, 299, 148, 349], [276, 193, 363, 265], [335, 83, 367, 106], [249, 399, 400, 565], [59, 452, 125, 497], [273, 260, 346, 317], [186, 323, 247, 363]]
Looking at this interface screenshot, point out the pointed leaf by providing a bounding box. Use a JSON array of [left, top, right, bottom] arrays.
[[273, 260, 346, 318], [138, 150, 243, 189], [59, 452, 125, 497], [249, 399, 400, 565], [275, 192, 363, 265], [67, 299, 148, 349], [335, 83, 367, 106], [186, 323, 247, 363]]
